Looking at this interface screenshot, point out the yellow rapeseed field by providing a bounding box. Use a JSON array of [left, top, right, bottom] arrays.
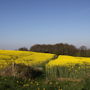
[[46, 55, 90, 66], [0, 50, 55, 69], [46, 55, 90, 79], [0, 50, 90, 79], [15, 52, 55, 66]]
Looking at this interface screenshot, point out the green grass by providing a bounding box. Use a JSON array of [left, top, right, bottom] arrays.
[[46, 64, 90, 79], [0, 76, 90, 90]]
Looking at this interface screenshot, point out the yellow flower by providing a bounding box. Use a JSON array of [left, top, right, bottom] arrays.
[[37, 87, 40, 90], [17, 81, 19, 83], [49, 82, 52, 85], [56, 82, 59, 85], [23, 84, 29, 87], [36, 83, 39, 86], [31, 82, 33, 84], [58, 89, 62, 90], [43, 88, 46, 90]]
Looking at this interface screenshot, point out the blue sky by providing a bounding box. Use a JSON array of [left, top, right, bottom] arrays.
[[0, 0, 90, 49]]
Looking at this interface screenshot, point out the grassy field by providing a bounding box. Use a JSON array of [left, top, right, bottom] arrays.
[[0, 50, 90, 90], [46, 55, 90, 79]]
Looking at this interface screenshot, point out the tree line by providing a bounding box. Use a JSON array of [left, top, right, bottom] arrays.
[[18, 43, 90, 57]]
